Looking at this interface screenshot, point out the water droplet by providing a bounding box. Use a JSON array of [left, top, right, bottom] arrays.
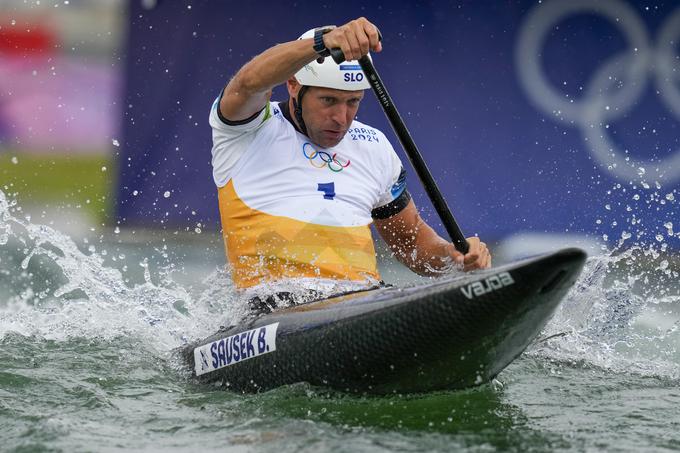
[[605, 204, 611, 210], [11, 156, 18, 164], [621, 231, 631, 240], [666, 193, 675, 201], [132, 190, 139, 196], [112, 139, 120, 147], [637, 167, 646, 176], [163, 191, 171, 198], [655, 234, 664, 242], [114, 226, 120, 234], [101, 166, 107, 172]]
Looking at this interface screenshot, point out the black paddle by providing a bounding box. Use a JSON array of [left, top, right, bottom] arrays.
[[330, 47, 470, 254]]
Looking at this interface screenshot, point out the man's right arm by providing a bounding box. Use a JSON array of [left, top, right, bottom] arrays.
[[219, 40, 318, 122], [219, 18, 382, 122]]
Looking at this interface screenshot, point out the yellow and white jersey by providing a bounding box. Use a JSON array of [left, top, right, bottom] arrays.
[[210, 98, 409, 289]]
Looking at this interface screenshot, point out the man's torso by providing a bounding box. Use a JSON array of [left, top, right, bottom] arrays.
[[211, 100, 403, 289]]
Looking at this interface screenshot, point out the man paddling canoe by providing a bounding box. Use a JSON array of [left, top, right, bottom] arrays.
[[209, 18, 491, 297]]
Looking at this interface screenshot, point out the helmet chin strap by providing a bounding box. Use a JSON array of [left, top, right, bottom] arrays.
[[292, 85, 309, 136]]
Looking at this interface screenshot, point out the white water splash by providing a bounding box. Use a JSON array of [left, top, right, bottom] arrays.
[[0, 189, 244, 351], [530, 179, 680, 381]]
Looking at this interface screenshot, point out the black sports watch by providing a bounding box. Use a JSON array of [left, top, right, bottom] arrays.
[[313, 26, 335, 59]]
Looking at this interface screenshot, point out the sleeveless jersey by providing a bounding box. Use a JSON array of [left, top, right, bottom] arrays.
[[210, 98, 407, 289]]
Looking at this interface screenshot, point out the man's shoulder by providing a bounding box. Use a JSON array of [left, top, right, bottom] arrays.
[[211, 99, 284, 137], [269, 101, 284, 118]]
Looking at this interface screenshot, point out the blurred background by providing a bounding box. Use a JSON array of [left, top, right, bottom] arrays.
[[1, 0, 678, 261], [0, 0, 123, 231]]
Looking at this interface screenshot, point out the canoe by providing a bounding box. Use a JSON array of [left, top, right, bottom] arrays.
[[182, 247, 586, 394]]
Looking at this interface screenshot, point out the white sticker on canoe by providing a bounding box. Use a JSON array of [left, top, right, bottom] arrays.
[[193, 322, 279, 376]]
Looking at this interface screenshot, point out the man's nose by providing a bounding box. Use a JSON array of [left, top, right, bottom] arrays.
[[329, 104, 349, 127]]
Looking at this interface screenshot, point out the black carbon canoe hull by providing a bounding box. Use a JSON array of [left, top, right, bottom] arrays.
[[182, 247, 586, 394]]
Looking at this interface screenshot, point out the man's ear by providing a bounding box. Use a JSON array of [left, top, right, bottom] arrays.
[[286, 78, 300, 98]]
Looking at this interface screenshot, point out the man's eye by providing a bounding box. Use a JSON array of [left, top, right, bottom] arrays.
[[322, 97, 334, 104]]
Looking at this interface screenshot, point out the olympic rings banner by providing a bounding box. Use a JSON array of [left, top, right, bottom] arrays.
[[118, 0, 679, 251]]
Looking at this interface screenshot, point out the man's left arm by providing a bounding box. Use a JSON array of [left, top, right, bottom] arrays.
[[374, 199, 491, 275]]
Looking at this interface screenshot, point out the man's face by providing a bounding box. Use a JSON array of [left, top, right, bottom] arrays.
[[290, 84, 364, 148]]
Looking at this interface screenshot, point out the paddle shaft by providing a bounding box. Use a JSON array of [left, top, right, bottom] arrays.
[[331, 50, 469, 253]]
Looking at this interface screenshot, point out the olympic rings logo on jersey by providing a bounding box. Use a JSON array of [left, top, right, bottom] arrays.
[[516, 0, 680, 184], [302, 142, 351, 172]]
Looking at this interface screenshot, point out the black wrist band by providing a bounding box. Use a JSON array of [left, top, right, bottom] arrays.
[[313, 26, 334, 58]]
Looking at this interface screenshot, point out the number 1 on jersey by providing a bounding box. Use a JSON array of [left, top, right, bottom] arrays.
[[317, 182, 335, 200]]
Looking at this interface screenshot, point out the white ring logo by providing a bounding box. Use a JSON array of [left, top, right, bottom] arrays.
[[516, 0, 680, 184]]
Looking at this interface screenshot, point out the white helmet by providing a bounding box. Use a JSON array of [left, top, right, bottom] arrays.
[[294, 28, 371, 91]]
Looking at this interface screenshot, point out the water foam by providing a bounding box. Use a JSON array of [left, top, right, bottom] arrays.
[[0, 189, 244, 351], [530, 179, 680, 381]]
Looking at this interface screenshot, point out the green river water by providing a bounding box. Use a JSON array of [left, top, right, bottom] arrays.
[[1, 189, 679, 452]]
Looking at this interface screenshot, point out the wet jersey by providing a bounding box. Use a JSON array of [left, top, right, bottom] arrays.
[[210, 97, 410, 289]]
